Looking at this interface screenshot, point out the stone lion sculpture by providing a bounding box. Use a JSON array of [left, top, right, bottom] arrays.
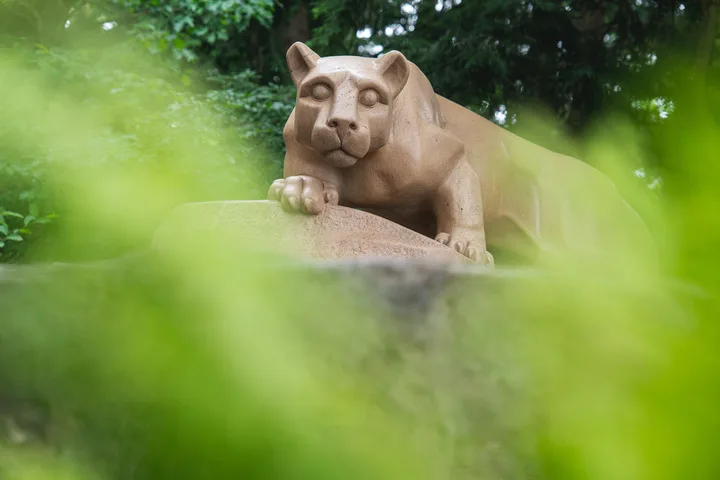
[[268, 42, 654, 266]]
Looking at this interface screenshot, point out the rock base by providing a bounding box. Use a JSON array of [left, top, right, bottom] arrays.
[[152, 200, 474, 264]]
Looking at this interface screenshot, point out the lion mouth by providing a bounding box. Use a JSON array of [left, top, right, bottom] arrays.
[[325, 147, 354, 157], [323, 148, 358, 167]]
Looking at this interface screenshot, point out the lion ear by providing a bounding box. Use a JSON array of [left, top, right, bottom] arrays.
[[286, 42, 320, 87], [376, 51, 410, 98]]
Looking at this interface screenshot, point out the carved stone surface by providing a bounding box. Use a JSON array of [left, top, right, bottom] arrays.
[[267, 42, 656, 266], [152, 200, 472, 263]]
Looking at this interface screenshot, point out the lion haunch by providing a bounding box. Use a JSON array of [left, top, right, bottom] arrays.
[[268, 42, 655, 266]]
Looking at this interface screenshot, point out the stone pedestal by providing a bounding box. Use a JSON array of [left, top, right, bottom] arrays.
[[152, 200, 472, 264]]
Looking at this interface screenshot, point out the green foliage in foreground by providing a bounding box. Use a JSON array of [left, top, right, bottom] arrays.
[[0, 243, 702, 480], [0, 4, 718, 476], [0, 30, 719, 479], [0, 0, 297, 261], [0, 39, 294, 262]]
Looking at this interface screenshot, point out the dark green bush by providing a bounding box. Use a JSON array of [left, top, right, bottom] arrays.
[[0, 37, 294, 262]]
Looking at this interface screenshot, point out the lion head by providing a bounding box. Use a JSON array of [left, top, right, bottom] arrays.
[[286, 42, 410, 168]]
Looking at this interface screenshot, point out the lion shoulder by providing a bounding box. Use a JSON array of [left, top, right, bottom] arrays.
[[393, 62, 446, 129]]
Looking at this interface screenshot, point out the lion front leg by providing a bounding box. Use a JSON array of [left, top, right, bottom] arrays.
[[433, 157, 494, 265], [268, 175, 339, 214], [268, 141, 343, 215]]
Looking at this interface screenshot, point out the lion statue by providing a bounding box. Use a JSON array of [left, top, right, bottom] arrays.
[[269, 42, 654, 266]]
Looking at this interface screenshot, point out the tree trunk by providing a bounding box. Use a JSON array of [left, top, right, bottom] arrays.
[[694, 0, 720, 89], [283, 2, 309, 52]]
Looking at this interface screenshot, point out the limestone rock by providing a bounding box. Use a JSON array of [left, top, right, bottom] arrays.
[[152, 200, 473, 264]]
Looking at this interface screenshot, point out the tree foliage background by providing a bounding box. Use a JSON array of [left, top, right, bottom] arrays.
[[0, 0, 718, 261]]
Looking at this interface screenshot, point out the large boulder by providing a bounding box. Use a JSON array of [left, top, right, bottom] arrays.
[[152, 200, 474, 264]]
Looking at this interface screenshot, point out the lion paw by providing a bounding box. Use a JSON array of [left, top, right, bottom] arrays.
[[435, 230, 494, 265], [268, 175, 339, 215]]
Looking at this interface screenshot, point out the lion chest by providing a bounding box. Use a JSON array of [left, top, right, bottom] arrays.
[[340, 132, 455, 208]]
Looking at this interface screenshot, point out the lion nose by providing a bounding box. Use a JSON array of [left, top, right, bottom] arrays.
[[327, 117, 358, 138]]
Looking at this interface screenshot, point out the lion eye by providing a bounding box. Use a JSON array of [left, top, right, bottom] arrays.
[[359, 89, 379, 107], [311, 83, 332, 101]]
